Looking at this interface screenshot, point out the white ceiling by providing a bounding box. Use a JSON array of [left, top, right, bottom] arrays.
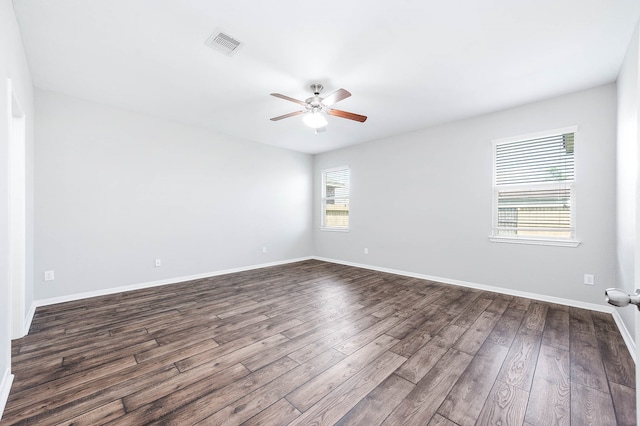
[[12, 0, 640, 154]]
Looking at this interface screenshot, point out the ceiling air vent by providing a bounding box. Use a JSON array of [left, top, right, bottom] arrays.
[[205, 30, 241, 56]]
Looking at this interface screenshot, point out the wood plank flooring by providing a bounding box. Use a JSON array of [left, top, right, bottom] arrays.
[[1, 260, 635, 425]]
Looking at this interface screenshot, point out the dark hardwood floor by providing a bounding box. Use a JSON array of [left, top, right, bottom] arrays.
[[1, 260, 635, 425]]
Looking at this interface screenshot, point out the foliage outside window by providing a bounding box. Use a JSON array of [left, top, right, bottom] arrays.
[[322, 167, 350, 230]]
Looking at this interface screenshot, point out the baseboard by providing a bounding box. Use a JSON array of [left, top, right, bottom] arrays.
[[23, 302, 36, 337], [313, 256, 636, 361], [611, 309, 636, 362], [8, 303, 37, 341], [0, 369, 14, 422], [313, 256, 612, 312], [34, 256, 314, 309]]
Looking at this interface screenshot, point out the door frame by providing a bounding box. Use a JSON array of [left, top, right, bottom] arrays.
[[8, 78, 26, 339]]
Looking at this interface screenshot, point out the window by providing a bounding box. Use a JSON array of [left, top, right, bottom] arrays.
[[321, 166, 350, 230], [491, 127, 579, 247]]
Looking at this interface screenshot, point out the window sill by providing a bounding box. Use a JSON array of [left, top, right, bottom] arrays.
[[489, 236, 580, 248], [320, 227, 350, 233]]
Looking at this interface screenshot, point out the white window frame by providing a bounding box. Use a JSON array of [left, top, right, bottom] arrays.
[[321, 166, 350, 232], [489, 126, 580, 247]]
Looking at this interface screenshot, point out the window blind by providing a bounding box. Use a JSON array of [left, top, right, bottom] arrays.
[[322, 167, 350, 229], [495, 133, 574, 185], [494, 132, 575, 240], [324, 168, 350, 199]]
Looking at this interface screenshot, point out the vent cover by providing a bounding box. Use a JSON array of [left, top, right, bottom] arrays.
[[205, 30, 241, 56]]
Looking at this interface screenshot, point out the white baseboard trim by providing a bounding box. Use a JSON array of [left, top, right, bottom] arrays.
[[23, 302, 36, 337], [34, 257, 313, 309], [313, 256, 636, 361], [611, 310, 636, 363], [313, 256, 612, 311], [0, 369, 14, 422]]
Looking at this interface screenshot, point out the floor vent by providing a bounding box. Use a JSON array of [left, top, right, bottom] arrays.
[[205, 30, 241, 56]]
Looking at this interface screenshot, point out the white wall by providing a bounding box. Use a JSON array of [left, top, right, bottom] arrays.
[[0, 0, 34, 417], [315, 84, 617, 308], [616, 22, 639, 352], [34, 89, 313, 300]]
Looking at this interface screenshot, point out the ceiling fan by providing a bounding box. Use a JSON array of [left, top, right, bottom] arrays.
[[270, 84, 367, 132]]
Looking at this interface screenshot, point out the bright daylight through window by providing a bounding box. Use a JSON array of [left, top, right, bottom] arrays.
[[491, 127, 578, 247], [322, 167, 350, 230]]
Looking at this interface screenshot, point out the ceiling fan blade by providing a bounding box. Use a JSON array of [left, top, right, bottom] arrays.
[[270, 110, 305, 121], [322, 88, 351, 106], [270, 93, 308, 107], [327, 108, 367, 123]]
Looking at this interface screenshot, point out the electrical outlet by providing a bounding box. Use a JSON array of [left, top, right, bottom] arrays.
[[584, 274, 594, 285], [44, 270, 55, 281], [262, 247, 267, 254], [155, 258, 162, 267], [364, 248, 369, 255]]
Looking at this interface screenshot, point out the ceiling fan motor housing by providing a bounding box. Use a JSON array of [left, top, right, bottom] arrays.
[[306, 84, 324, 109], [305, 97, 323, 109]]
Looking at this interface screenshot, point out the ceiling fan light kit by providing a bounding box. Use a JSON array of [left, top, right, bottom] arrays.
[[270, 84, 367, 132], [302, 111, 328, 128]]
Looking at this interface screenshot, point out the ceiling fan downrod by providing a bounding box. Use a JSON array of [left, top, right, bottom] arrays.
[[309, 84, 323, 96]]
